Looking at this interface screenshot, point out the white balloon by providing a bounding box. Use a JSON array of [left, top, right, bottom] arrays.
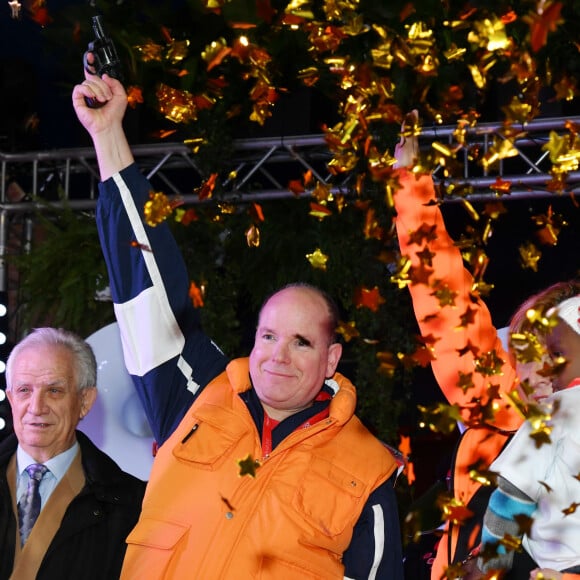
[[81, 322, 154, 481]]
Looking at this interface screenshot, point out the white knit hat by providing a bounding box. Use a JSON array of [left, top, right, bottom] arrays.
[[549, 295, 580, 336]]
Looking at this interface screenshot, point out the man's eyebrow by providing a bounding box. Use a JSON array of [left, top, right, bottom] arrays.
[[15, 378, 67, 387], [13, 381, 30, 388], [295, 334, 312, 346]]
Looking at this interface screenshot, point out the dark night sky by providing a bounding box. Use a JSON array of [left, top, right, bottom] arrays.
[[1, 1, 93, 151]]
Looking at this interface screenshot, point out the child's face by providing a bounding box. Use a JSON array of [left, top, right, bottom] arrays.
[[516, 355, 554, 402], [545, 319, 580, 392]]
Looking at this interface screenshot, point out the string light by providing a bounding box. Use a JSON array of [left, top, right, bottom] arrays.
[[0, 292, 9, 433]]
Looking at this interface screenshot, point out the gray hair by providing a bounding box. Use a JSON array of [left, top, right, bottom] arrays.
[[5, 327, 97, 391]]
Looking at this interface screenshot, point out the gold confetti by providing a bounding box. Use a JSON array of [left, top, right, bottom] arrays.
[[306, 248, 329, 270], [237, 454, 261, 478], [144, 191, 176, 226], [336, 320, 359, 342], [245, 224, 260, 247]]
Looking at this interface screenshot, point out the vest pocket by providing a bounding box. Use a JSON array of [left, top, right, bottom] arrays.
[[293, 455, 366, 537], [172, 404, 250, 469], [123, 518, 189, 577]]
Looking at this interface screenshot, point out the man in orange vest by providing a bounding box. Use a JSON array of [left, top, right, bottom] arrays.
[[72, 64, 404, 579]]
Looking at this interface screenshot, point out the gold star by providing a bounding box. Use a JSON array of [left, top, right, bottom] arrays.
[[474, 349, 505, 376], [457, 306, 478, 328], [408, 224, 438, 246], [237, 454, 261, 478], [415, 246, 435, 267], [518, 241, 542, 271], [305, 248, 329, 270], [456, 371, 475, 393], [431, 285, 457, 307], [336, 320, 359, 342]]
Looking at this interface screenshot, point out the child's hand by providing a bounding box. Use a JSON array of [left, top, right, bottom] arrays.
[[393, 109, 419, 169]]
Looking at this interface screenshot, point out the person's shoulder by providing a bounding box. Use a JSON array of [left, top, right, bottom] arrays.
[[76, 430, 146, 487], [338, 415, 399, 473], [115, 468, 148, 491]]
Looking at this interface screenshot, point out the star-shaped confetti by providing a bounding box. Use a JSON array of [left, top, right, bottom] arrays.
[[306, 248, 329, 270], [418, 402, 463, 434], [437, 494, 474, 526], [468, 467, 497, 488], [237, 454, 261, 478], [336, 320, 360, 342], [456, 371, 475, 393], [144, 191, 182, 226], [474, 349, 505, 377], [518, 241, 542, 271], [188, 281, 205, 308], [245, 224, 261, 247], [457, 306, 478, 329], [562, 502, 580, 516], [407, 224, 438, 246], [457, 340, 480, 358], [415, 246, 435, 267], [354, 286, 385, 312], [431, 285, 458, 308]]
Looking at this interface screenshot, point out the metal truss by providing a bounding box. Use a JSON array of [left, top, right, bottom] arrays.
[[1, 114, 580, 291], [2, 114, 580, 207], [424, 115, 580, 201], [0, 134, 335, 208]]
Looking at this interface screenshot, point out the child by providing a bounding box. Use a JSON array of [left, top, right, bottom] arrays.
[[476, 295, 580, 577], [393, 112, 580, 579]]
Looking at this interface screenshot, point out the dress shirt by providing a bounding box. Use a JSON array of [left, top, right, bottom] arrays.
[[16, 442, 79, 509]]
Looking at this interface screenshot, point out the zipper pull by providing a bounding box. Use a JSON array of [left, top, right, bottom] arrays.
[[181, 423, 199, 443]]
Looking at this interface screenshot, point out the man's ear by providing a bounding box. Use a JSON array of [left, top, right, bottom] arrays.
[[79, 386, 98, 419], [326, 342, 343, 377]]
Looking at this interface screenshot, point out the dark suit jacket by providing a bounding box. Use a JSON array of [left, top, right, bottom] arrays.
[[0, 430, 146, 579]]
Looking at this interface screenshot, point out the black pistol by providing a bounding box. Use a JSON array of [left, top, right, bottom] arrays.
[[83, 15, 123, 82]]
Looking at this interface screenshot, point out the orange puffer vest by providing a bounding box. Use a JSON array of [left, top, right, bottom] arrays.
[[121, 358, 397, 580]]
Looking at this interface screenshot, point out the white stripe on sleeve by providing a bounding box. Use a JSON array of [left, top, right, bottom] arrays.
[[369, 504, 385, 580], [113, 173, 185, 376]]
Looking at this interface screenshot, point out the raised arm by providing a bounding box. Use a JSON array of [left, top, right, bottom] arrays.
[[392, 137, 520, 431], [71, 72, 134, 180], [73, 74, 228, 445]]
